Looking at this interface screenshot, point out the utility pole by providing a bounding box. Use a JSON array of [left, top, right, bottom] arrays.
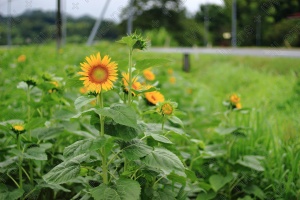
[[256, 15, 261, 46], [62, 0, 67, 45], [127, 0, 134, 35], [7, 0, 12, 47], [231, 0, 237, 47], [87, 0, 110, 46], [56, 0, 62, 51], [204, 3, 209, 47]]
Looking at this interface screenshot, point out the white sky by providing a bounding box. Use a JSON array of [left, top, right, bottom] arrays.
[[0, 0, 222, 21]]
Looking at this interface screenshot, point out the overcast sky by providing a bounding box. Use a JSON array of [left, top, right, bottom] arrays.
[[0, 0, 222, 21]]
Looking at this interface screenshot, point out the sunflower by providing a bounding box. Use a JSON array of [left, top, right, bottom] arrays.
[[11, 124, 26, 134], [78, 53, 118, 93], [143, 68, 155, 81], [122, 72, 142, 96], [161, 103, 173, 115], [17, 55, 26, 62], [230, 94, 240, 104], [145, 91, 165, 105], [169, 76, 176, 84], [235, 103, 242, 109]]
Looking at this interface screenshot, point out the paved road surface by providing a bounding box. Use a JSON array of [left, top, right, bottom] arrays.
[[148, 47, 300, 58]]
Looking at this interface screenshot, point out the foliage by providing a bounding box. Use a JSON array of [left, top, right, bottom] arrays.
[[0, 40, 300, 199]]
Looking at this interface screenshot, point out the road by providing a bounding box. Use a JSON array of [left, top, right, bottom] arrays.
[[148, 47, 300, 58]]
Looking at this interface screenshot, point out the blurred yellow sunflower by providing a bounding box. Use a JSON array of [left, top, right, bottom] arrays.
[[145, 91, 165, 105], [230, 94, 240, 104], [78, 52, 118, 93], [17, 55, 26, 62], [122, 72, 142, 95], [12, 124, 25, 134], [161, 102, 173, 115], [169, 76, 176, 84], [235, 103, 242, 109], [143, 68, 155, 81]]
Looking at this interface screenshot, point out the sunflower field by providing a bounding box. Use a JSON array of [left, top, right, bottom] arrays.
[[1, 34, 300, 200]]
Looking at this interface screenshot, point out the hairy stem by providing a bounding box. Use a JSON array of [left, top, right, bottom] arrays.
[[127, 48, 133, 105], [98, 92, 108, 184]]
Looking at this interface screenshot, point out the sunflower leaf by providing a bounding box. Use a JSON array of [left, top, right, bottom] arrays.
[[135, 58, 171, 71], [74, 95, 96, 110], [96, 104, 138, 129], [117, 36, 137, 48]]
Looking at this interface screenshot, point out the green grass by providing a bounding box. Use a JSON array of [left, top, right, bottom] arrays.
[[0, 42, 300, 199]]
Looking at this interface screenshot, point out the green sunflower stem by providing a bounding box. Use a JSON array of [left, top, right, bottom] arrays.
[[127, 48, 133, 105], [97, 92, 108, 184], [27, 86, 31, 140], [17, 134, 23, 189], [162, 117, 166, 131]]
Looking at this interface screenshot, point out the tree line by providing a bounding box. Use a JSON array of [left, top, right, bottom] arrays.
[[0, 0, 299, 47]]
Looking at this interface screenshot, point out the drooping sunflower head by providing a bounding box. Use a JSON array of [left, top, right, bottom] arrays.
[[11, 123, 26, 134], [145, 91, 165, 105], [23, 77, 37, 87], [143, 68, 155, 81], [122, 72, 142, 96], [78, 53, 118, 94], [230, 94, 240, 104]]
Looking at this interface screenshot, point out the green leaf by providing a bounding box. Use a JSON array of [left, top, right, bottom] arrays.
[[135, 58, 170, 71], [167, 172, 186, 185], [105, 119, 139, 141], [238, 195, 254, 200], [72, 108, 97, 119], [236, 155, 265, 171], [74, 95, 96, 110], [43, 154, 88, 184], [0, 184, 24, 200], [35, 180, 71, 192], [117, 36, 137, 48], [25, 117, 46, 130], [91, 184, 121, 200], [31, 126, 64, 141], [145, 132, 172, 144], [63, 137, 106, 159], [142, 148, 185, 175], [209, 174, 234, 192], [116, 178, 141, 200], [215, 127, 239, 135], [24, 147, 48, 160], [244, 185, 265, 199], [153, 189, 177, 200], [196, 191, 217, 200], [121, 140, 153, 161], [168, 116, 184, 127], [97, 104, 138, 129], [66, 76, 83, 88]]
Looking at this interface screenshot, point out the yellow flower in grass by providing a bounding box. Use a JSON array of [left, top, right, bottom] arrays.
[[230, 94, 240, 104], [122, 72, 142, 96], [169, 76, 176, 84], [78, 52, 118, 93], [17, 55, 26, 62], [167, 68, 173, 75], [145, 91, 165, 105], [143, 68, 155, 81], [236, 103, 242, 109], [11, 124, 25, 134]]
